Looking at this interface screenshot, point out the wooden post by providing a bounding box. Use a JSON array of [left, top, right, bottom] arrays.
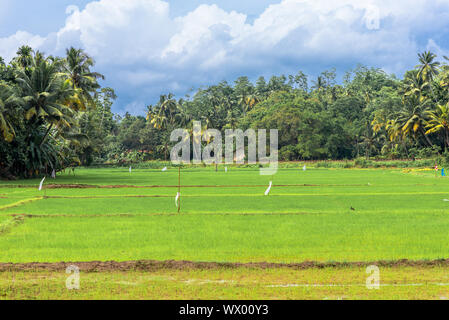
[[178, 166, 181, 213], [435, 162, 438, 179]]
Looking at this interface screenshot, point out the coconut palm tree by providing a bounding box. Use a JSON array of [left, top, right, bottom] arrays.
[[238, 94, 259, 115], [398, 99, 433, 147], [416, 51, 440, 83], [402, 71, 428, 103], [438, 56, 449, 93], [386, 119, 403, 142], [425, 103, 449, 149], [174, 103, 192, 128], [147, 94, 183, 160], [13, 45, 33, 69], [15, 55, 81, 146], [64, 47, 104, 110], [0, 82, 20, 142], [416, 51, 440, 101], [311, 76, 326, 92], [147, 94, 180, 129], [386, 118, 410, 158], [371, 112, 386, 133]]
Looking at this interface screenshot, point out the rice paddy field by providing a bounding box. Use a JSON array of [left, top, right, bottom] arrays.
[[1, 165, 449, 300]]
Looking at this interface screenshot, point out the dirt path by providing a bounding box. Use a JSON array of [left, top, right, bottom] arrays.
[[1, 259, 449, 272]]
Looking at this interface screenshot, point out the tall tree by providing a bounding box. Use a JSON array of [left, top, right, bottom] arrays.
[[0, 82, 19, 142], [416, 51, 440, 101], [147, 94, 181, 160], [425, 103, 449, 149], [13, 45, 33, 69], [416, 51, 440, 84], [398, 99, 433, 147], [15, 54, 80, 146], [64, 47, 104, 110]]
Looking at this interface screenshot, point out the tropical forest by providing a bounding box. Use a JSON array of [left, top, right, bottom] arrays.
[[1, 46, 449, 179]]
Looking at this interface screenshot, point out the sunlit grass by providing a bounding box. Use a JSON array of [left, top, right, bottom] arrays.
[[2, 266, 449, 300], [0, 168, 449, 263], [2, 167, 449, 299], [1, 212, 449, 263]]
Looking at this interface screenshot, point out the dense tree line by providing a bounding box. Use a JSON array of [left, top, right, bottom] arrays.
[[0, 46, 111, 178], [145, 52, 449, 162], [2, 46, 449, 179]]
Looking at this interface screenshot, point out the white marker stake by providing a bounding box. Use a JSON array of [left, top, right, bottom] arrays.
[[175, 192, 180, 207], [303, 165, 307, 171], [129, 167, 132, 173], [265, 181, 273, 196], [162, 167, 167, 172], [225, 167, 228, 173], [51, 169, 56, 179], [38, 177, 46, 191]]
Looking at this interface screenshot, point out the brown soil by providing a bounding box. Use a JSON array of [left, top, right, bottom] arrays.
[[1, 259, 449, 272], [45, 184, 98, 189]]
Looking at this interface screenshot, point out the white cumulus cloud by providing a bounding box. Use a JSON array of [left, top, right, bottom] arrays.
[[0, 31, 45, 62], [2, 0, 449, 114]]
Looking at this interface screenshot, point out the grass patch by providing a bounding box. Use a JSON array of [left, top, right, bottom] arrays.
[[1, 167, 449, 299], [1, 266, 449, 300], [0, 213, 449, 263], [2, 191, 449, 216]]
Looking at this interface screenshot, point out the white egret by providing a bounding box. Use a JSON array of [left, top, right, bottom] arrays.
[[265, 181, 273, 196], [175, 192, 180, 207], [38, 177, 46, 191]]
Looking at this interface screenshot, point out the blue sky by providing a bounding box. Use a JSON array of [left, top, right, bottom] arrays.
[[0, 0, 280, 36], [1, 0, 449, 114]]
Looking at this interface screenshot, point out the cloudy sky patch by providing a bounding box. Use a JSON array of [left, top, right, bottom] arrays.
[[1, 0, 448, 114]]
